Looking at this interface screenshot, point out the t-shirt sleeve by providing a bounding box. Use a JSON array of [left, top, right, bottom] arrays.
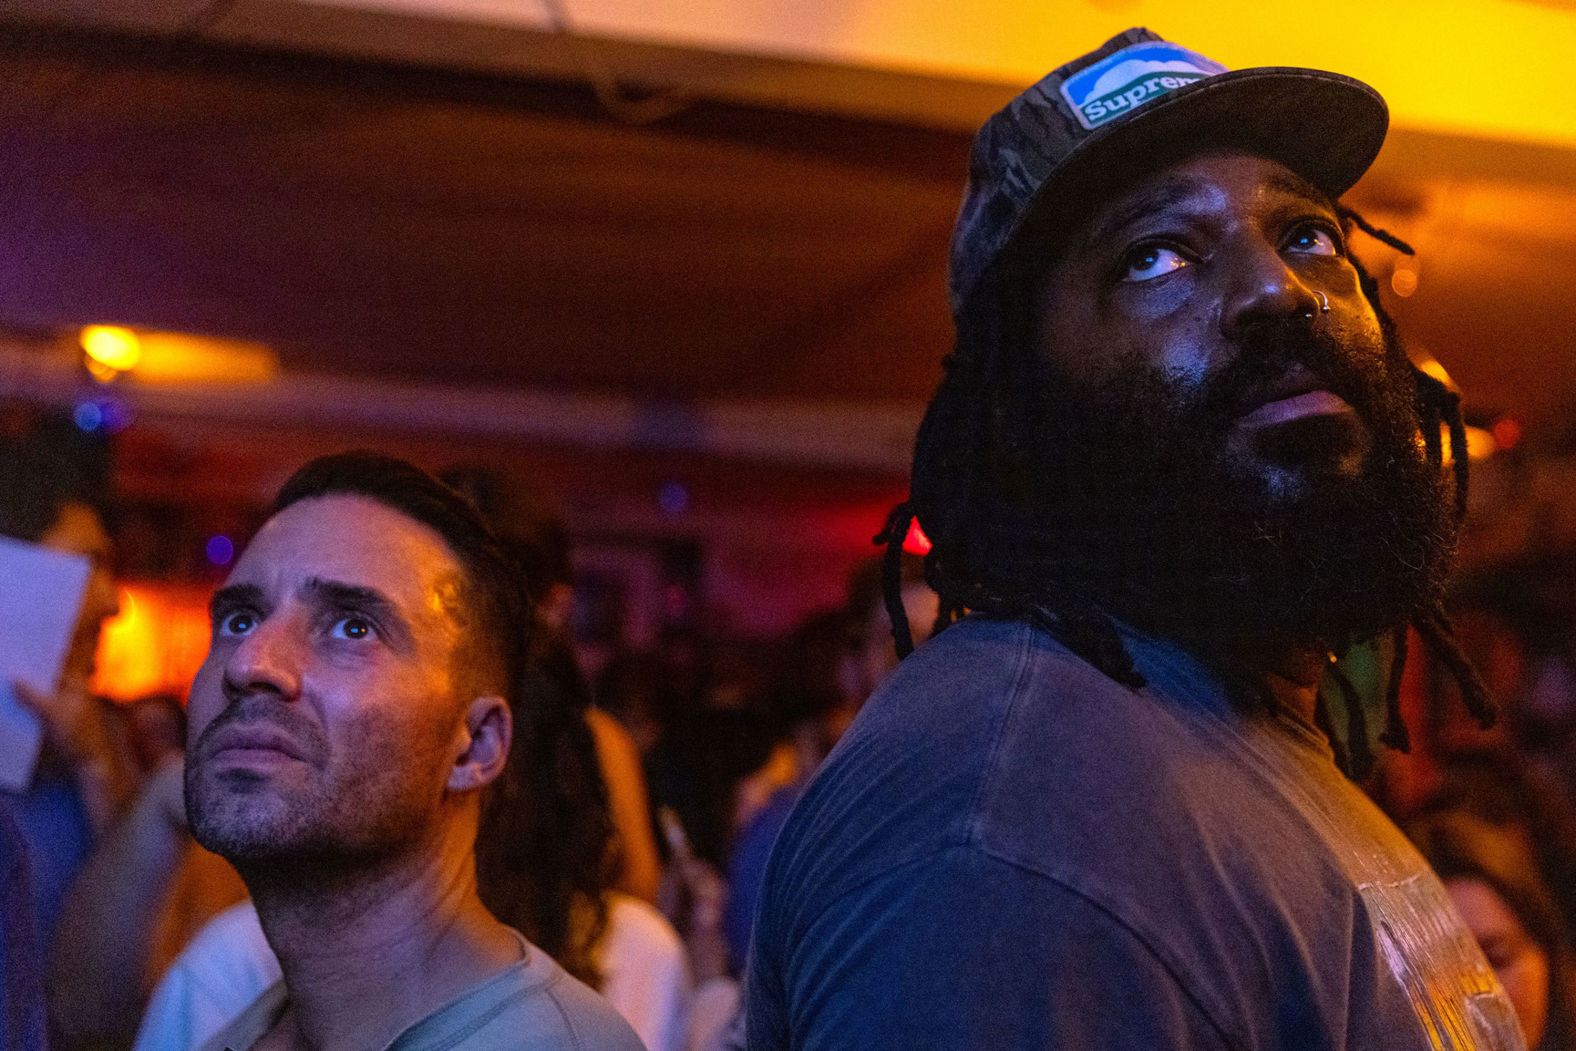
[[747, 845, 1233, 1051]]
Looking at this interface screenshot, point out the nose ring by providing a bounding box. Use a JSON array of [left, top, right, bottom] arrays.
[[1314, 290, 1330, 314]]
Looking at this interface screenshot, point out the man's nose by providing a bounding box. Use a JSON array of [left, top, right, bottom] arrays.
[[223, 618, 304, 702], [1218, 238, 1321, 341]]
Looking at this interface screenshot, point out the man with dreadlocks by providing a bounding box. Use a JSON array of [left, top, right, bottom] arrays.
[[744, 28, 1524, 1051]]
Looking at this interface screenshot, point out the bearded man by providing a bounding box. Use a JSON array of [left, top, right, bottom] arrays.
[[744, 28, 1522, 1050]]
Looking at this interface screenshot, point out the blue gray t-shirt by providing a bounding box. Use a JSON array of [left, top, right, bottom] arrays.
[[745, 616, 1525, 1050]]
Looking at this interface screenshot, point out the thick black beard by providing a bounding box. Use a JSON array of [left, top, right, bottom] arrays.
[[1001, 318, 1457, 659]]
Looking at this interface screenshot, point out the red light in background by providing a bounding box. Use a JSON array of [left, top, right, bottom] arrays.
[[1491, 418, 1522, 451], [903, 519, 932, 555]]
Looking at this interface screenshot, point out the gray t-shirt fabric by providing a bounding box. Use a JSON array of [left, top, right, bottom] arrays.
[[745, 615, 1526, 1050], [201, 930, 644, 1051]]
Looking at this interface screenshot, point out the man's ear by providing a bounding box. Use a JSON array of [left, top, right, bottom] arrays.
[[448, 695, 512, 793]]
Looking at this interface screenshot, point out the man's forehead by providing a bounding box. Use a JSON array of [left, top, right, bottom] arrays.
[[229, 495, 465, 611], [1081, 151, 1335, 246]]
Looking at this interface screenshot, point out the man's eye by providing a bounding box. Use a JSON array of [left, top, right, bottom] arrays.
[[1286, 223, 1340, 256], [1121, 244, 1189, 282], [329, 615, 375, 641], [218, 611, 256, 637]]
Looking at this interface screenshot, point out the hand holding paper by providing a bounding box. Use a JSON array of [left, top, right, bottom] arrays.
[[0, 536, 92, 792]]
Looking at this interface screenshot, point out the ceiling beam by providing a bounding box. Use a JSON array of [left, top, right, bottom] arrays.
[[0, 339, 921, 473]]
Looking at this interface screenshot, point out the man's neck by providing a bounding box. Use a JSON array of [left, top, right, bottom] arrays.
[[243, 829, 521, 1051]]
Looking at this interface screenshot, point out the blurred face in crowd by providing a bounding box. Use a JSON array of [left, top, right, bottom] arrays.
[[848, 581, 940, 702], [1446, 878, 1551, 1048], [185, 495, 508, 867], [38, 501, 120, 687]]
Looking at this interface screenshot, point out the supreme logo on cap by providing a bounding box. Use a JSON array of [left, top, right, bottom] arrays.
[[1059, 40, 1228, 131]]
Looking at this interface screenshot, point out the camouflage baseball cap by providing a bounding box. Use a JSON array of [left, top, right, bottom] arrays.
[[948, 27, 1388, 316]]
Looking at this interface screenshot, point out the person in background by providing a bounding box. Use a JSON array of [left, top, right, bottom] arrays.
[[841, 554, 940, 706], [123, 694, 187, 776], [0, 425, 129, 952], [1408, 811, 1576, 1049], [722, 611, 858, 976], [0, 804, 46, 1051], [723, 555, 937, 974], [595, 652, 676, 763], [441, 466, 663, 905]]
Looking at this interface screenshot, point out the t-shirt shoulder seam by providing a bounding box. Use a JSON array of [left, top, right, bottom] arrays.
[[960, 618, 1046, 846], [974, 843, 1245, 1051]]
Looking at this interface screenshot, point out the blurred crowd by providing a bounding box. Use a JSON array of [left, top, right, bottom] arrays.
[[3, 414, 1576, 1051]]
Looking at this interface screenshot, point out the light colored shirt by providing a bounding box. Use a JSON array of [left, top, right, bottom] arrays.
[[138, 895, 690, 1051], [196, 929, 642, 1051]]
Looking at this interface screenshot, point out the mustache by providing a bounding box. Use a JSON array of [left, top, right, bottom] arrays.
[[191, 697, 326, 763], [1194, 317, 1390, 429]]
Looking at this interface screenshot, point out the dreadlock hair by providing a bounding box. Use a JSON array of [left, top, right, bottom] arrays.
[[873, 208, 1496, 777], [441, 466, 615, 990]]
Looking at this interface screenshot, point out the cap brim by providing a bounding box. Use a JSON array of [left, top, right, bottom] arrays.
[[1007, 66, 1388, 274]]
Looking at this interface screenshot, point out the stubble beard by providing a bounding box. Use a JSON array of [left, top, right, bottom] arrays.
[[186, 702, 451, 878]]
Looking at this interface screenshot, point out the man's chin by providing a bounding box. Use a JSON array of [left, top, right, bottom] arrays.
[[188, 779, 312, 859], [1226, 413, 1372, 499]]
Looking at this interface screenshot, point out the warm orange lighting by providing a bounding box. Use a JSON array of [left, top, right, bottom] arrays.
[[131, 332, 279, 384], [92, 582, 213, 702], [1441, 424, 1496, 465], [80, 325, 142, 372], [1416, 356, 1454, 388], [84, 358, 121, 385]]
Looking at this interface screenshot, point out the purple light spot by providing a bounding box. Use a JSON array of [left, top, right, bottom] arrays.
[[657, 481, 689, 517], [205, 535, 235, 566], [99, 399, 133, 433]]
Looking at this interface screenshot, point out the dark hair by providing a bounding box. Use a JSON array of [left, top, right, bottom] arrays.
[[874, 208, 1494, 776], [436, 465, 616, 989], [440, 465, 574, 603], [273, 452, 531, 701], [478, 648, 614, 989], [1406, 809, 1576, 1045]]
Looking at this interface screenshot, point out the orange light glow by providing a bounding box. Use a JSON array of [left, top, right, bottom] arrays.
[[1441, 424, 1496, 465], [91, 582, 214, 702], [1390, 266, 1419, 298], [131, 331, 279, 385], [80, 325, 142, 372]]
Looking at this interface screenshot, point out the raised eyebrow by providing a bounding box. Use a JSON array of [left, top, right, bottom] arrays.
[[301, 577, 414, 647], [210, 583, 264, 620], [302, 577, 395, 611]]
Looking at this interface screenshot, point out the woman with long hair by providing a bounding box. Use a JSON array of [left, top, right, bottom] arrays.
[[1407, 809, 1576, 1050]]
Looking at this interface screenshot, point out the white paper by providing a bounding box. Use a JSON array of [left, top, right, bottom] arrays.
[[0, 536, 92, 792]]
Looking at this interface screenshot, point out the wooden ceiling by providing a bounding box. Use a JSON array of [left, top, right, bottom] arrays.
[[1, 23, 1574, 452], [0, 26, 965, 405]]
